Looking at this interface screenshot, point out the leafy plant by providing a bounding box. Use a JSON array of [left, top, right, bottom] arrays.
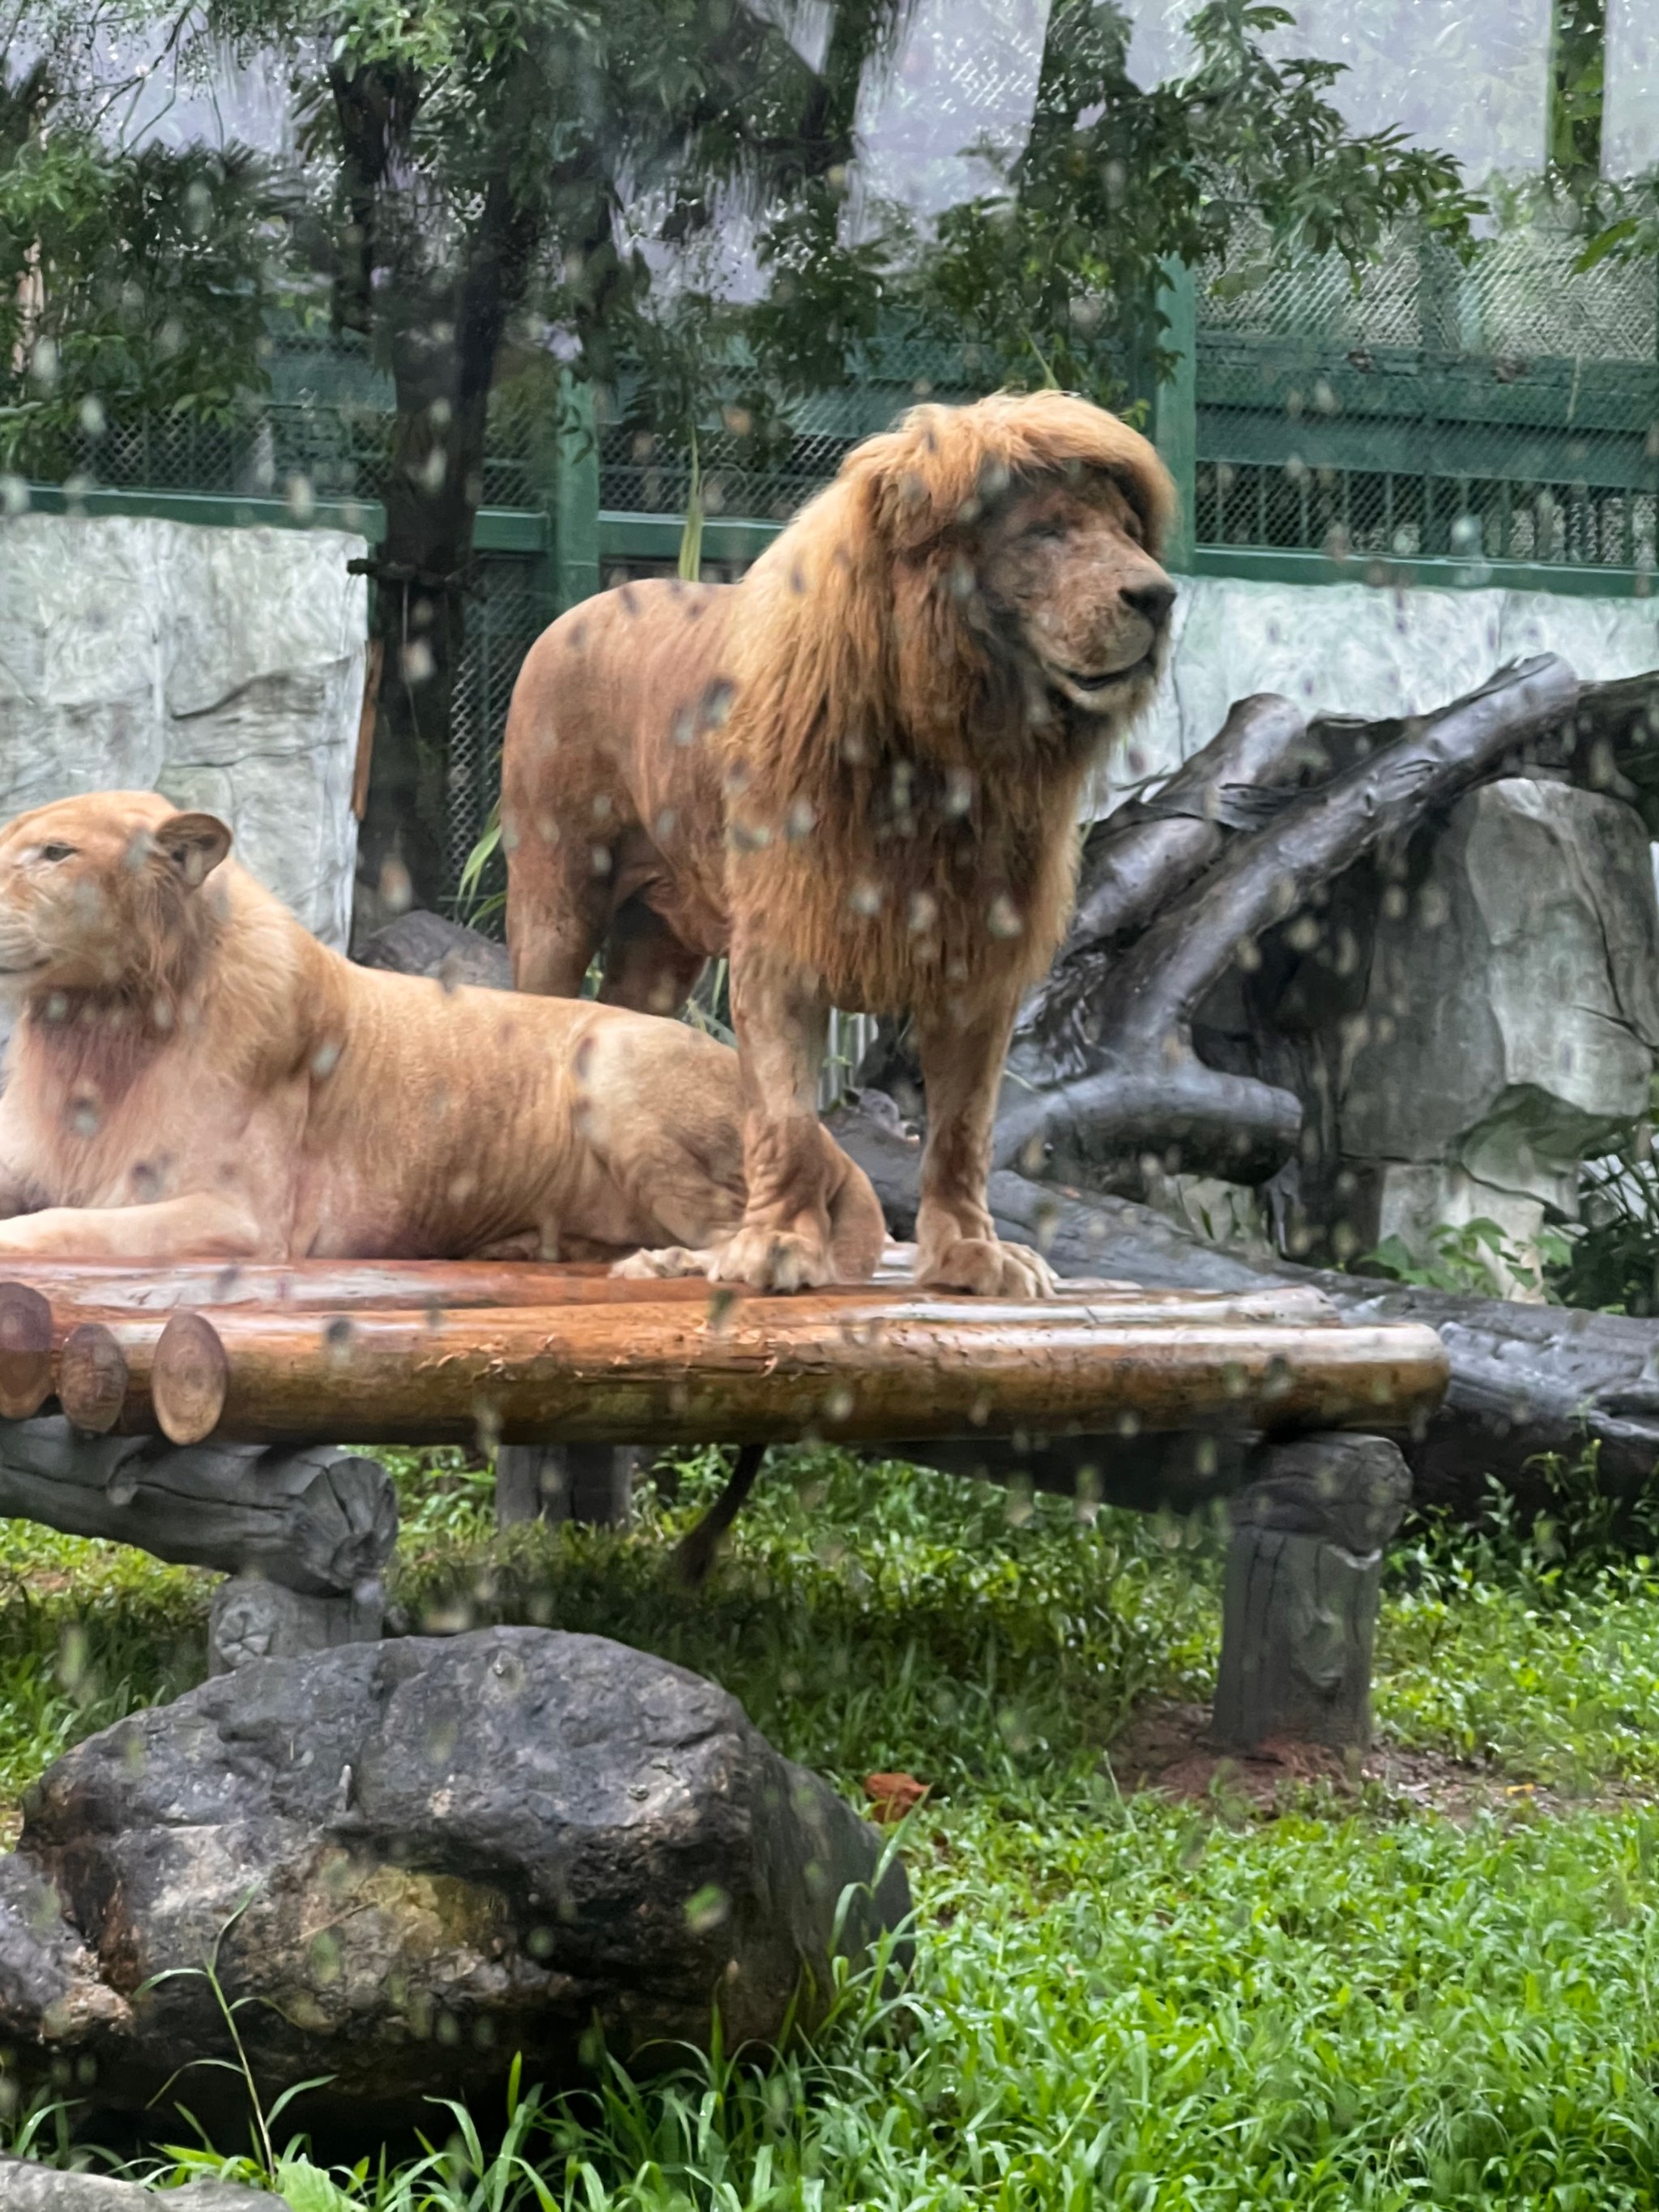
[[1363, 1216, 1573, 1300], [0, 59, 294, 478], [145, 1894, 334, 2184], [1547, 1150, 1659, 1317]]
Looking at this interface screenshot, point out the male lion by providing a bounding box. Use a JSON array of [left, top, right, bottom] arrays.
[[502, 390, 1175, 1298], [0, 792, 883, 1272]]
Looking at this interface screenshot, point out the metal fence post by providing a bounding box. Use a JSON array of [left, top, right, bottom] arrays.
[[1154, 258, 1197, 573], [555, 372, 602, 614]]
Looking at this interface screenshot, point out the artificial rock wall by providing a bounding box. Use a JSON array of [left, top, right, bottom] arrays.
[[0, 515, 366, 946], [1113, 576, 1659, 1287]]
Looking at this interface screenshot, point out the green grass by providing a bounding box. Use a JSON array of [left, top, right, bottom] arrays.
[[11, 1449, 1659, 2206]]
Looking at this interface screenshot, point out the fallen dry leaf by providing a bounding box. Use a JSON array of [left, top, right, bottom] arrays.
[[864, 1770, 930, 1824]]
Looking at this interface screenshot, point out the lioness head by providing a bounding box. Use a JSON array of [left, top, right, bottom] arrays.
[[850, 390, 1178, 731], [0, 792, 232, 1001]]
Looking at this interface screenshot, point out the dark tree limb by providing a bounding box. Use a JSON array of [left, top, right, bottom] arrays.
[[996, 655, 1581, 1187], [832, 1104, 1659, 1523], [0, 1420, 398, 1597], [1021, 693, 1316, 1077]]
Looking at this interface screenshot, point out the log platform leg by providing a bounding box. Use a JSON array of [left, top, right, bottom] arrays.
[[1213, 1433, 1411, 1753], [495, 1444, 642, 1528], [209, 1577, 384, 1674]]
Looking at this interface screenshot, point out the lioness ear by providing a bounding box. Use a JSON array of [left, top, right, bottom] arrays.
[[155, 812, 232, 889]]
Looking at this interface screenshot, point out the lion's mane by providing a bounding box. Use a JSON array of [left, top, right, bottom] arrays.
[[718, 391, 1177, 1014]]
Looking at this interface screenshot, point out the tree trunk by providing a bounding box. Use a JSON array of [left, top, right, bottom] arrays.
[[0, 1420, 397, 1596], [1212, 1433, 1412, 1752], [332, 41, 542, 920], [995, 656, 1580, 1188]]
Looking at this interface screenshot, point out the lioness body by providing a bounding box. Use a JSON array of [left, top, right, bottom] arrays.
[[0, 792, 883, 1271], [504, 391, 1176, 1299]]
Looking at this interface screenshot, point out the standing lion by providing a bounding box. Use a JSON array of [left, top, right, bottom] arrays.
[[502, 391, 1176, 1297]]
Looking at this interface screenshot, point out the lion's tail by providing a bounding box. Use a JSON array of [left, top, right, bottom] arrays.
[[822, 1138, 887, 1285]]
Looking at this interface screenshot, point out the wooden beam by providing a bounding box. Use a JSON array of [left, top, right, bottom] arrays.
[[0, 1423, 397, 1595], [138, 1295, 1448, 1450], [51, 1281, 1360, 1437]]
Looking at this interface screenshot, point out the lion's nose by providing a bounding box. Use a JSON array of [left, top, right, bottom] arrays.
[[1120, 579, 1176, 629]]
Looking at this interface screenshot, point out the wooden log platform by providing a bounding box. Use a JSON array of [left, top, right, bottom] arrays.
[[0, 1260, 1447, 1453]]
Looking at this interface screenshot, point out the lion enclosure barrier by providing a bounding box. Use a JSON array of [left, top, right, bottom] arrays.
[[0, 1257, 1447, 1753]]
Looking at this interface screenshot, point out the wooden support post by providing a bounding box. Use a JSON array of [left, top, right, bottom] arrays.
[[134, 1296, 1447, 1450], [209, 1578, 384, 1674], [495, 1443, 641, 1527], [1212, 1433, 1411, 1753]]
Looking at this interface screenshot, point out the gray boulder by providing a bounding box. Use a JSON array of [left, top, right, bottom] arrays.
[[0, 2163, 269, 2212], [2, 1629, 909, 2137], [352, 911, 511, 989]]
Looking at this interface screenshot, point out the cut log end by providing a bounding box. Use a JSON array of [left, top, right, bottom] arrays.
[[58, 1321, 130, 1435], [151, 1311, 229, 1445], [0, 1281, 53, 1420]]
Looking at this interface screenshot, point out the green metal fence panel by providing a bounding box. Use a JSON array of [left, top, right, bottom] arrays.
[[13, 221, 1659, 901], [1195, 225, 1659, 567]]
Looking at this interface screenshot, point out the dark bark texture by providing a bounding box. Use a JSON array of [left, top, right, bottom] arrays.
[[831, 1106, 1659, 1522]]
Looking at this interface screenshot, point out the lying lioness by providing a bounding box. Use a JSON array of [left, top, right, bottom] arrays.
[[0, 792, 885, 1273]]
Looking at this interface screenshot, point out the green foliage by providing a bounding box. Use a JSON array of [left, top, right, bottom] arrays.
[[22, 1453, 1659, 2204], [454, 808, 505, 930], [1547, 1152, 1659, 1317], [391, 1447, 1218, 1787], [0, 60, 293, 475], [0, 1520, 205, 1816], [1363, 1217, 1572, 1300], [903, 0, 1483, 406]]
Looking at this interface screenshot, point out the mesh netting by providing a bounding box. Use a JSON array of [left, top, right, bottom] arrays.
[[1196, 222, 1659, 563], [447, 553, 552, 905], [18, 228, 1658, 898]]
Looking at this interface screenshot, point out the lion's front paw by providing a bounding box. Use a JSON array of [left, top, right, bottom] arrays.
[[710, 1224, 834, 1293], [610, 1245, 714, 1281], [917, 1236, 1058, 1299]]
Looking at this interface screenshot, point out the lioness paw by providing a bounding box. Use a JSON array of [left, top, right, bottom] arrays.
[[917, 1236, 1058, 1300], [710, 1224, 834, 1293], [611, 1245, 713, 1280]]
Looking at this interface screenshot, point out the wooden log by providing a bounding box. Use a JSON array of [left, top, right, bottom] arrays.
[[0, 1420, 398, 1595], [64, 1281, 1348, 1439], [57, 1320, 134, 1433], [139, 1294, 1448, 1450], [10, 1249, 921, 1318], [835, 1100, 1659, 1526], [0, 1283, 53, 1420], [1211, 1433, 1412, 1752]]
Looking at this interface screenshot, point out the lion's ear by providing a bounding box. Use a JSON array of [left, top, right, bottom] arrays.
[[155, 811, 232, 889]]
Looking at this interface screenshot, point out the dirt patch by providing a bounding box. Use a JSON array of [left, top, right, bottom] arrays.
[[1107, 1699, 1645, 1823]]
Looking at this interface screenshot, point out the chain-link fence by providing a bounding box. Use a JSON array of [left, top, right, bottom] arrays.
[[1196, 224, 1659, 566], [17, 227, 1659, 902]]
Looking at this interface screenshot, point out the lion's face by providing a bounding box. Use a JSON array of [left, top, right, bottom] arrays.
[[0, 793, 232, 998], [969, 472, 1175, 718]]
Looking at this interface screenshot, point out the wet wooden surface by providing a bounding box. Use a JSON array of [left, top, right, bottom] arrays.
[[134, 1292, 1446, 1450], [0, 1259, 1448, 1454]]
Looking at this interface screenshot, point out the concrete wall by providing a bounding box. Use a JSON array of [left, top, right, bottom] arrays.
[[0, 515, 366, 946], [1101, 571, 1659, 805]]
